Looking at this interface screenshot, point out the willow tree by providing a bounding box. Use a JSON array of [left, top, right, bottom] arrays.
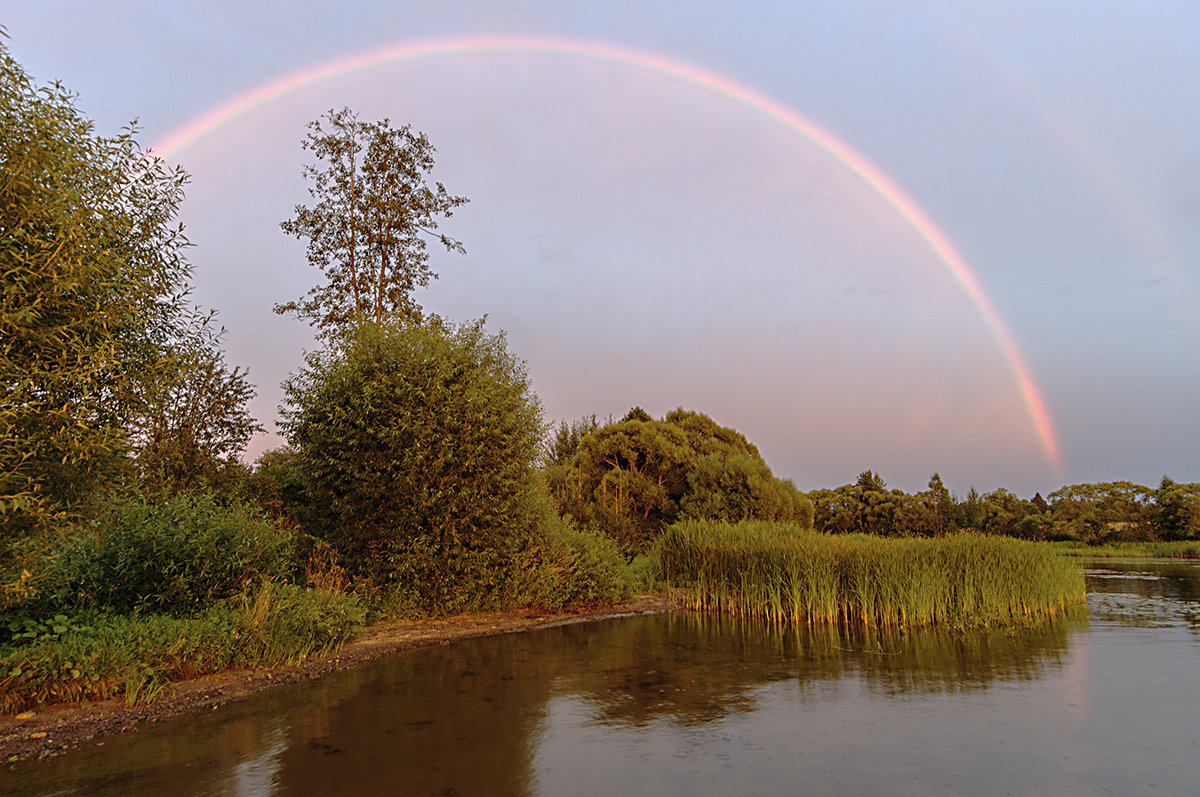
[[1, 41, 191, 537], [551, 409, 812, 555], [276, 108, 468, 335]]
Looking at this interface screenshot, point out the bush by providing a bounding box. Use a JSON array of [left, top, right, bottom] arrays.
[[37, 493, 295, 614], [516, 487, 635, 609], [0, 583, 363, 712], [548, 408, 813, 556], [1, 41, 193, 541], [281, 318, 545, 608]]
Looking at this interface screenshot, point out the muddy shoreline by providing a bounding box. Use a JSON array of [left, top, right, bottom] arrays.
[[1, 593, 671, 763]]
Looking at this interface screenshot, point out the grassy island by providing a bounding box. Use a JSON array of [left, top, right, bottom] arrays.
[[657, 521, 1086, 628]]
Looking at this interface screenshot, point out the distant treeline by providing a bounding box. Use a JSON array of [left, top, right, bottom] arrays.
[[543, 409, 1200, 550], [810, 472, 1200, 543]]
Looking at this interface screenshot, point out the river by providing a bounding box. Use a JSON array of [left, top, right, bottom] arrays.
[[3, 559, 1198, 795]]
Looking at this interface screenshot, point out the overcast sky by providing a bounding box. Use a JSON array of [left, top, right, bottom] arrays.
[[5, 1, 1198, 496]]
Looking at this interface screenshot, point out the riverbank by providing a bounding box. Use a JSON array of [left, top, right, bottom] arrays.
[[0, 593, 671, 763]]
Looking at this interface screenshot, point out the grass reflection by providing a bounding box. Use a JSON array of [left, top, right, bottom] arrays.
[[553, 610, 1082, 729]]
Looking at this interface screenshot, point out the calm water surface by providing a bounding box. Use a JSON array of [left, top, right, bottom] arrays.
[[3, 559, 1198, 795]]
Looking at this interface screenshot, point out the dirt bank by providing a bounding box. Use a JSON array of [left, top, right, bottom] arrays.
[[1, 593, 671, 763]]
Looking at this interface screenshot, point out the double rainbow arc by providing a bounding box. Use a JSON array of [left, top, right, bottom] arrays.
[[151, 34, 1061, 475]]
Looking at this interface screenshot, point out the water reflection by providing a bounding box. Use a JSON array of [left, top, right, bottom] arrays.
[[560, 612, 1079, 729], [1085, 559, 1200, 629], [1, 614, 1083, 796], [4, 559, 1199, 796]]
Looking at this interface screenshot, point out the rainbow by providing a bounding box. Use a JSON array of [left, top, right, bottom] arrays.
[[150, 34, 1062, 475]]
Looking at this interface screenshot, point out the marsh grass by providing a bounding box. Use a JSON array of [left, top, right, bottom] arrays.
[[1052, 540, 1200, 559], [657, 521, 1085, 628]]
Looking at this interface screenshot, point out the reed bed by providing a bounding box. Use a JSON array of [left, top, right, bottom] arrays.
[[657, 521, 1085, 628], [1051, 540, 1200, 559]]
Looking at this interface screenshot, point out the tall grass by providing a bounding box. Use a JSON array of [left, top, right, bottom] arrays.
[[657, 521, 1085, 628], [1051, 540, 1200, 559], [0, 582, 364, 713]]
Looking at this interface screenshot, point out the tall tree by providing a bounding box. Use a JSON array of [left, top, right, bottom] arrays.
[[1, 40, 192, 537], [276, 108, 468, 335], [1153, 477, 1200, 541], [924, 472, 955, 536]]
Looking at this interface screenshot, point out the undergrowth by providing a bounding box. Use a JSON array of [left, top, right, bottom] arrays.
[[0, 581, 363, 713]]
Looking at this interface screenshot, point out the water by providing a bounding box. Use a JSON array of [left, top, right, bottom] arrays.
[[3, 559, 1198, 795]]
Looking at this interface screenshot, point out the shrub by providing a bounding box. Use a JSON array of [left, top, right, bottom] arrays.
[[0, 584, 363, 712], [548, 408, 812, 556], [37, 493, 295, 614], [281, 318, 545, 608], [517, 495, 634, 609]]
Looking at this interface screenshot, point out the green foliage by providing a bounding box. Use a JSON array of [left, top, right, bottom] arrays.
[[133, 313, 262, 497], [1154, 477, 1200, 541], [0, 583, 363, 712], [243, 446, 309, 526], [1, 42, 194, 537], [812, 473, 1049, 539], [1049, 481, 1155, 543], [232, 580, 365, 663], [1052, 539, 1200, 558], [680, 452, 811, 525], [810, 470, 908, 536], [622, 406, 652, 423], [570, 415, 693, 554], [36, 494, 295, 614], [656, 520, 1085, 628], [811, 472, 1200, 544], [281, 318, 545, 609], [544, 414, 599, 467], [515, 506, 634, 610], [628, 555, 660, 590], [276, 107, 468, 334], [548, 408, 811, 555]]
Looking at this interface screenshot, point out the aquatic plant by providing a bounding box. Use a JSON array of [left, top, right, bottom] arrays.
[[1051, 540, 1200, 559], [656, 521, 1085, 627]]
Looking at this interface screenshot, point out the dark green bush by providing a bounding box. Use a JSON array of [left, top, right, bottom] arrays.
[[548, 408, 814, 556], [38, 493, 295, 614], [281, 318, 545, 607], [516, 491, 634, 609]]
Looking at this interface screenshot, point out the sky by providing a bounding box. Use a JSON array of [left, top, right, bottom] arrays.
[[5, 1, 1198, 497]]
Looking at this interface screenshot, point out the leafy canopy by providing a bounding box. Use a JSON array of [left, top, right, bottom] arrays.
[[547, 408, 812, 555], [132, 312, 263, 497], [276, 107, 468, 335], [280, 318, 545, 608], [1, 39, 193, 533]]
